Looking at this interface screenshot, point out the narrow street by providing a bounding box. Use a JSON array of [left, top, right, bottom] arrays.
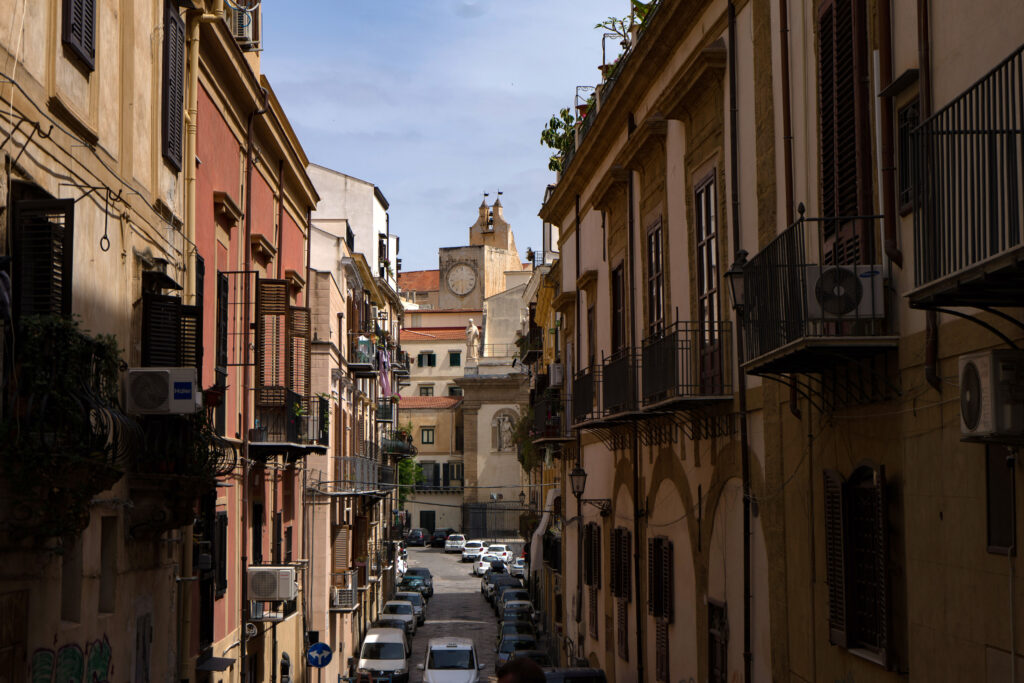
[[404, 544, 523, 681]]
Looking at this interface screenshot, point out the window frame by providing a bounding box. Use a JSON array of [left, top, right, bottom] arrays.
[[694, 174, 724, 393], [611, 264, 626, 354], [421, 427, 435, 445], [986, 444, 1016, 555], [161, 0, 185, 171], [418, 385, 434, 397], [62, 0, 96, 72], [449, 350, 461, 367], [896, 98, 920, 215], [645, 218, 665, 336]]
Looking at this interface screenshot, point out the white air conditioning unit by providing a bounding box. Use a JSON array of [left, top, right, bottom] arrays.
[[125, 367, 201, 415], [549, 362, 564, 387], [226, 6, 261, 49], [959, 350, 1024, 441], [247, 566, 298, 601], [805, 265, 885, 319]]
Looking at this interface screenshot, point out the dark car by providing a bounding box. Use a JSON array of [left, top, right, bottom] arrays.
[[429, 528, 455, 547], [482, 573, 521, 601], [494, 635, 538, 672], [496, 620, 537, 643], [513, 650, 554, 671], [544, 669, 608, 683], [492, 584, 527, 610], [406, 529, 427, 547], [404, 567, 434, 597], [398, 576, 430, 601]]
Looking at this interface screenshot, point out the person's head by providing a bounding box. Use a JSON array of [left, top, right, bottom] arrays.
[[496, 656, 546, 683]]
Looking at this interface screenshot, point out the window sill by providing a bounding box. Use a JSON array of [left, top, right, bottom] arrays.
[[847, 646, 887, 668], [47, 94, 98, 145]]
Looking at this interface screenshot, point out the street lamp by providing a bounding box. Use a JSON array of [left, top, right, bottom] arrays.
[[518, 490, 526, 508], [568, 466, 611, 516], [724, 249, 748, 314]]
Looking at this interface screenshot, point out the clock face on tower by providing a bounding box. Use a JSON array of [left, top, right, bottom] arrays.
[[446, 263, 477, 296]]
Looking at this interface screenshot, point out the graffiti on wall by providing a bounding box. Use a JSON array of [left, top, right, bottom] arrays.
[[31, 637, 112, 683]]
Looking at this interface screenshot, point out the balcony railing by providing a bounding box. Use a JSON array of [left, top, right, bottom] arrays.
[[910, 43, 1024, 307], [518, 326, 544, 364], [376, 399, 395, 423], [641, 321, 733, 408], [379, 465, 395, 486], [330, 570, 358, 611], [571, 366, 600, 425], [741, 214, 896, 374], [250, 390, 328, 455], [331, 455, 380, 493], [348, 333, 377, 376], [382, 431, 416, 456], [414, 481, 464, 493], [601, 348, 639, 416], [533, 390, 572, 441]]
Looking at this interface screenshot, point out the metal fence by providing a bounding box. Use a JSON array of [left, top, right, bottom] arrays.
[[572, 366, 598, 424], [641, 320, 732, 406], [601, 348, 639, 415], [461, 502, 522, 540]]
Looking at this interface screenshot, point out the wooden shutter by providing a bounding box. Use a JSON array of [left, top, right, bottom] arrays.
[[332, 526, 349, 580], [610, 528, 620, 597], [818, 0, 871, 264], [62, 0, 95, 71], [288, 306, 311, 398], [583, 525, 593, 586], [616, 598, 628, 660], [655, 620, 669, 681], [216, 272, 229, 370], [215, 512, 228, 596], [648, 538, 657, 615], [11, 199, 74, 320], [621, 528, 632, 602], [593, 525, 601, 589], [162, 0, 185, 171], [142, 292, 181, 367], [255, 279, 288, 405], [823, 468, 848, 647], [180, 305, 201, 371], [662, 540, 673, 623], [871, 465, 890, 664]]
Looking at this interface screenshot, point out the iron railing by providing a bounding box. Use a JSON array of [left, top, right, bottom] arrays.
[[348, 333, 377, 370], [912, 43, 1024, 293], [379, 465, 395, 486], [251, 390, 326, 445], [741, 214, 889, 368], [381, 430, 415, 456], [518, 326, 544, 363], [482, 343, 517, 358], [376, 399, 395, 423], [331, 455, 380, 493], [330, 570, 358, 610], [533, 390, 571, 440], [602, 348, 639, 416], [572, 366, 599, 424], [641, 321, 733, 406]]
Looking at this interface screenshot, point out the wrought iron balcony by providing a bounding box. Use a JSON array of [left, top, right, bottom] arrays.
[[392, 347, 411, 376], [910, 43, 1024, 308], [382, 430, 416, 457], [348, 332, 378, 377], [517, 326, 544, 364], [413, 481, 464, 493], [641, 321, 733, 409], [601, 348, 639, 417], [376, 399, 396, 423], [571, 366, 600, 425], [532, 390, 572, 442], [379, 465, 395, 486], [330, 455, 381, 494], [250, 390, 328, 457], [330, 570, 358, 611], [740, 213, 897, 375]]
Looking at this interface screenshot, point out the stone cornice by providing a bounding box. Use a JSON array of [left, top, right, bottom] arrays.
[[655, 39, 728, 122], [588, 165, 630, 213], [614, 116, 668, 171]]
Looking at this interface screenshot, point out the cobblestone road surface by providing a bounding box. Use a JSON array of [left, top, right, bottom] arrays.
[[403, 543, 522, 682]]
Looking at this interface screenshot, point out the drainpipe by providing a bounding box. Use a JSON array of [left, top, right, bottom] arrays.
[[728, 3, 753, 682], [240, 85, 271, 683], [627, 155, 645, 683], [917, 0, 941, 392], [878, 0, 904, 269], [177, 4, 224, 682], [573, 193, 583, 645]]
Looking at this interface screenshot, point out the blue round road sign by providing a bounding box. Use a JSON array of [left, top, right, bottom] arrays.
[[306, 642, 332, 668]]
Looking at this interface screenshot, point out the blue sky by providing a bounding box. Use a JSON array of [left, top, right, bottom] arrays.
[[259, 0, 628, 271]]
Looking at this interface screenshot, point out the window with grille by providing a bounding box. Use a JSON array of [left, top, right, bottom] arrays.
[[823, 465, 891, 665], [694, 177, 723, 392], [648, 537, 674, 680], [448, 386, 463, 397], [646, 219, 665, 336], [418, 352, 436, 367], [162, 1, 185, 171], [986, 444, 1015, 555], [62, 0, 95, 71], [818, 0, 871, 264], [897, 99, 919, 212], [142, 292, 202, 370]]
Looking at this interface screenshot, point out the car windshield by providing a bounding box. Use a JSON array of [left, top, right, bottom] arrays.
[[396, 593, 422, 606], [521, 652, 552, 666], [499, 639, 536, 653], [448, 535, 464, 541], [490, 546, 507, 553], [360, 642, 405, 660], [427, 648, 475, 670], [407, 569, 430, 578], [464, 541, 481, 548], [384, 603, 412, 615]]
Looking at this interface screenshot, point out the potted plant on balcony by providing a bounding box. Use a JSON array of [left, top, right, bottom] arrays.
[[540, 107, 576, 173]]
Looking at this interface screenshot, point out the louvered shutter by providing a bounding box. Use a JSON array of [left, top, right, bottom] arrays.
[[583, 525, 592, 586], [162, 1, 185, 171], [255, 279, 288, 405], [216, 272, 229, 370], [332, 526, 349, 580], [180, 305, 201, 371], [823, 468, 848, 647], [215, 512, 228, 596], [142, 292, 181, 367], [873, 465, 890, 665], [593, 525, 601, 589], [662, 540, 673, 623], [621, 528, 632, 602], [11, 199, 74, 320], [288, 306, 311, 397], [648, 538, 656, 615], [442, 462, 451, 488], [610, 528, 620, 597], [62, 0, 95, 71]]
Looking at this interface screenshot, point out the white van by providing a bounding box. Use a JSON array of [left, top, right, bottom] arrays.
[[356, 627, 409, 683]]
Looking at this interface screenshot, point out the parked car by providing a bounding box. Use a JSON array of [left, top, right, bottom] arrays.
[[461, 540, 485, 562], [496, 619, 537, 643], [395, 590, 426, 625], [418, 637, 485, 683], [404, 567, 434, 597], [445, 533, 467, 553], [500, 600, 536, 623], [407, 529, 427, 547], [487, 544, 513, 563], [497, 589, 531, 613], [475, 554, 501, 576], [509, 557, 527, 578], [356, 627, 409, 683], [543, 669, 608, 683], [492, 584, 527, 610], [513, 650, 554, 671], [398, 575, 429, 601], [381, 600, 417, 636], [482, 573, 521, 600], [430, 528, 456, 548], [494, 634, 538, 672], [370, 619, 412, 656]]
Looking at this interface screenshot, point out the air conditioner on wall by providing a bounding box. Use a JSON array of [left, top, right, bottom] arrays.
[[124, 367, 201, 415], [959, 350, 1024, 442], [247, 566, 298, 602], [805, 265, 885, 319], [549, 362, 564, 387]]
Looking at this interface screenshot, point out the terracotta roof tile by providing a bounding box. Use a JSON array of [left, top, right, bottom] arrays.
[[400, 328, 467, 341], [397, 396, 462, 409], [398, 269, 439, 292]]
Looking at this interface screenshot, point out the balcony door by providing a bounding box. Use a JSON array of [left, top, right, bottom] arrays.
[[695, 176, 723, 393]]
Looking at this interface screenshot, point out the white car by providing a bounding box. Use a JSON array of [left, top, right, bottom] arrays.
[[356, 628, 409, 682], [487, 544, 513, 563], [381, 600, 417, 636], [474, 554, 501, 576], [445, 533, 466, 553], [417, 637, 485, 682], [509, 557, 526, 578], [461, 540, 485, 562]]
